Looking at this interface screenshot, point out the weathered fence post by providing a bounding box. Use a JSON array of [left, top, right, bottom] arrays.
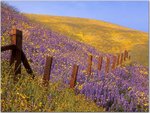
[[112, 55, 117, 70], [10, 28, 22, 78], [2, 28, 33, 80], [124, 50, 128, 61], [70, 64, 79, 88], [120, 53, 124, 65], [21, 50, 34, 78], [98, 56, 103, 71], [43, 56, 53, 86], [117, 54, 120, 66], [87, 55, 92, 76], [105, 56, 110, 73], [128, 55, 131, 60], [126, 51, 129, 59]]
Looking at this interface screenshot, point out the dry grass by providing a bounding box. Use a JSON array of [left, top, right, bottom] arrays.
[[25, 14, 148, 66]]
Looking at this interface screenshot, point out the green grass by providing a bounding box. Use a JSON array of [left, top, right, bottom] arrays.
[[25, 14, 148, 66], [1, 61, 105, 112]]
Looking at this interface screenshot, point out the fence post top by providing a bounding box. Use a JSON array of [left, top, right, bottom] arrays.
[[99, 55, 103, 58], [88, 54, 92, 56], [10, 27, 22, 36], [73, 64, 78, 67], [113, 55, 116, 58], [46, 56, 53, 59], [117, 53, 120, 55], [10, 28, 16, 35], [128, 50, 131, 53], [12, 25, 17, 29]]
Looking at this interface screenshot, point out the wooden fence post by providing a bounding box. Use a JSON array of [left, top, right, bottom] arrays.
[[70, 64, 79, 88], [43, 56, 53, 86], [87, 55, 92, 76], [128, 55, 131, 60], [120, 53, 124, 65], [112, 55, 117, 70], [21, 50, 34, 78], [98, 56, 103, 71], [2, 28, 33, 79], [117, 54, 120, 66], [126, 51, 129, 59], [10, 28, 22, 79], [105, 56, 110, 73], [124, 50, 128, 61]]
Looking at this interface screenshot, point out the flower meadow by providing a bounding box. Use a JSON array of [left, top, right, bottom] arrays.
[[1, 3, 149, 112], [1, 61, 104, 112]]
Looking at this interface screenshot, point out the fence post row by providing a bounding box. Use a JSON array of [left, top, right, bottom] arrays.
[[87, 55, 92, 76], [10, 28, 22, 80], [70, 64, 79, 88], [43, 56, 53, 86], [3, 28, 131, 85], [98, 56, 103, 71]]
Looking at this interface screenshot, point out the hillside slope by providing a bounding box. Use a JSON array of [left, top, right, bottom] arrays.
[[1, 3, 149, 112], [25, 14, 148, 66], [1, 3, 107, 76]]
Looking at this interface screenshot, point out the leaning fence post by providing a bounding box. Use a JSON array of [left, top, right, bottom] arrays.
[[10, 28, 22, 79], [70, 64, 79, 88], [98, 56, 103, 71], [87, 55, 92, 76], [21, 50, 34, 78], [43, 56, 53, 86], [112, 55, 117, 70], [105, 56, 110, 73]]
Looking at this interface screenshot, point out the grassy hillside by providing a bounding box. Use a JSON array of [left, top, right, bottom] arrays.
[[25, 14, 149, 66], [1, 3, 149, 112]]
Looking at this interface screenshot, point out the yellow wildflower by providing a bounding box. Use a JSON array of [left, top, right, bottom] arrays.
[[128, 87, 132, 91], [52, 49, 55, 53], [140, 70, 148, 75], [20, 94, 26, 99], [21, 101, 25, 107], [39, 102, 42, 107], [144, 103, 148, 106], [78, 84, 83, 90], [140, 92, 145, 97], [144, 71, 148, 75]]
